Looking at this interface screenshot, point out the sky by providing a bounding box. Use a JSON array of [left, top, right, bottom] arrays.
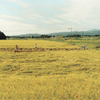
[[0, 0, 100, 36]]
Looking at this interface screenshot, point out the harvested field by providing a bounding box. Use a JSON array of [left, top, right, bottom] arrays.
[[0, 39, 100, 100], [0, 47, 84, 52]]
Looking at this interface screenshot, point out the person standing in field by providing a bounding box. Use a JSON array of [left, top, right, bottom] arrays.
[[81, 45, 85, 50], [15, 45, 18, 52], [34, 44, 37, 48]]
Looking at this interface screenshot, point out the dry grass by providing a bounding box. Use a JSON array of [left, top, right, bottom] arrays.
[[0, 39, 100, 99], [0, 40, 79, 48]]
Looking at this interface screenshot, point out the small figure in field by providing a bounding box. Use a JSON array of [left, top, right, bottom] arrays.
[[34, 44, 37, 48], [15, 45, 18, 52], [81, 45, 85, 50]]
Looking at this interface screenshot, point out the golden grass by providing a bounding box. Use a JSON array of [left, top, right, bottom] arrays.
[[0, 74, 100, 100], [0, 40, 79, 48], [0, 39, 100, 99]]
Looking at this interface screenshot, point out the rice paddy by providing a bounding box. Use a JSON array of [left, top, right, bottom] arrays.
[[0, 39, 100, 99]]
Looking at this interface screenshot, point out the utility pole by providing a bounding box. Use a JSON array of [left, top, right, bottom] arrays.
[[68, 27, 72, 44], [82, 31, 83, 37], [98, 31, 99, 40], [98, 31, 99, 35], [76, 30, 77, 35]]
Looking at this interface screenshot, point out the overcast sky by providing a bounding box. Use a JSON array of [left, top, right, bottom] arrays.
[[0, 0, 100, 36]]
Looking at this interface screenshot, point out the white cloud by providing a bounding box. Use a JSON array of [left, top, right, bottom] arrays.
[[28, 13, 43, 20], [39, 20, 53, 24], [8, 0, 29, 8], [57, 0, 100, 28], [1, 0, 100, 36], [31, 14, 43, 18], [20, 8, 43, 20], [29, 16, 36, 20], [0, 14, 22, 20], [0, 18, 37, 35], [39, 18, 64, 24], [48, 18, 64, 23]]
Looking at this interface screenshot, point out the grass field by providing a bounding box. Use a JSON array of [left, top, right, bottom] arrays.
[[40, 36, 100, 49], [0, 39, 100, 99]]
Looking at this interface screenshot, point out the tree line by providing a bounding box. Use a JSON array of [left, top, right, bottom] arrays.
[[7, 35, 55, 39]]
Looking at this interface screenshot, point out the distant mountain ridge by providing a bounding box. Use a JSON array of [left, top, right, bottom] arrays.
[[10, 34, 41, 37], [9, 29, 100, 37]]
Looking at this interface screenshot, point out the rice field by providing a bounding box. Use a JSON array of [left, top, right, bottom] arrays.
[[0, 39, 100, 100]]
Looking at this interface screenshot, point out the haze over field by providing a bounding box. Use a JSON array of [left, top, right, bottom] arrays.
[[1, 0, 100, 35]]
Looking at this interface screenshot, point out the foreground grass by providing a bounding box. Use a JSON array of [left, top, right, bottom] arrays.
[[0, 50, 100, 99], [0, 39, 100, 99], [0, 74, 100, 100]]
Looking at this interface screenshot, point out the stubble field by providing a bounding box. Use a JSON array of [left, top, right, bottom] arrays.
[[0, 39, 100, 100]]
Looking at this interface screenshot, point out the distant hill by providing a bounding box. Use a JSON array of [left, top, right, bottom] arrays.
[[10, 33, 41, 37], [48, 29, 100, 36], [9, 29, 100, 37]]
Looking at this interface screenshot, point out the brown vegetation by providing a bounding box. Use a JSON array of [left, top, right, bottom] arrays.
[[0, 48, 86, 52]]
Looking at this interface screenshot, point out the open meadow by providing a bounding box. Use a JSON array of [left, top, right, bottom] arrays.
[[0, 39, 100, 99]]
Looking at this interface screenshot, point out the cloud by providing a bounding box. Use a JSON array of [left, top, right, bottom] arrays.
[[7, 0, 29, 8], [29, 13, 43, 20], [48, 18, 64, 23], [29, 16, 36, 20], [39, 20, 53, 24], [57, 0, 100, 28], [20, 8, 43, 21], [0, 18, 37, 35], [31, 14, 43, 18], [2, 0, 100, 36], [0, 14, 22, 20], [39, 18, 64, 24]]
